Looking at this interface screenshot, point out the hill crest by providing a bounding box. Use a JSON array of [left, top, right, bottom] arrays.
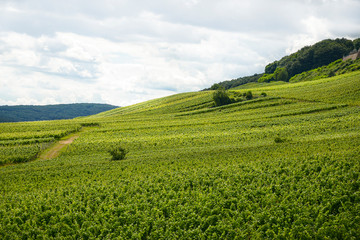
[[0, 103, 118, 122]]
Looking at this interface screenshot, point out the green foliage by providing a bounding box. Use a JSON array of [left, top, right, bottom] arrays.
[[328, 70, 335, 77], [210, 83, 221, 90], [255, 71, 360, 106], [258, 73, 275, 83], [274, 67, 289, 82], [260, 68, 289, 83], [265, 38, 355, 78], [80, 122, 101, 127], [1, 71, 360, 238], [245, 91, 253, 100], [212, 88, 232, 106], [0, 121, 81, 165], [208, 38, 358, 91], [108, 146, 128, 160], [265, 61, 278, 74], [354, 38, 360, 50], [205, 74, 263, 90], [290, 58, 360, 82], [274, 136, 285, 143]]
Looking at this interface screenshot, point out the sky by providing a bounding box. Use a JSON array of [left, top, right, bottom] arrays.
[[0, 0, 359, 106]]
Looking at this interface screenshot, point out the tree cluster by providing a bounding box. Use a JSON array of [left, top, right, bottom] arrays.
[[206, 37, 360, 89], [263, 38, 358, 81], [258, 67, 289, 83], [212, 88, 233, 106], [212, 88, 254, 107]]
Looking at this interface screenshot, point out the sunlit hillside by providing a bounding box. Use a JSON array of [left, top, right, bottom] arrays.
[[1, 71, 360, 239]]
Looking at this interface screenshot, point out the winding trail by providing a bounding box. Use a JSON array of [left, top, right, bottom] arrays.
[[38, 133, 80, 160]]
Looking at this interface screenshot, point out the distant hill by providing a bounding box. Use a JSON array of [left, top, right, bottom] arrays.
[[0, 103, 119, 122], [207, 37, 360, 89]]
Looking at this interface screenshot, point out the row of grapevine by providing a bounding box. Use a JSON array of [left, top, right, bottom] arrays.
[[1, 71, 359, 238], [0, 121, 82, 165]]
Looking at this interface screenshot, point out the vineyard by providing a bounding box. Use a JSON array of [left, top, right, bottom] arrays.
[[0, 71, 360, 239]]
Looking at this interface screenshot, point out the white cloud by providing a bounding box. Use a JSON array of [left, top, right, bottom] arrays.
[[0, 0, 359, 106], [286, 16, 332, 54]]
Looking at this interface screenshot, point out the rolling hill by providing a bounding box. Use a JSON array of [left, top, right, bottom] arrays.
[[0, 103, 118, 122], [1, 70, 359, 238]]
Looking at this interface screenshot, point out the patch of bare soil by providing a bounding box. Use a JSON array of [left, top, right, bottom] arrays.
[[38, 134, 79, 160]]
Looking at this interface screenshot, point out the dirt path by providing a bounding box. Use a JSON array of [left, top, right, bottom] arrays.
[[38, 134, 80, 160]]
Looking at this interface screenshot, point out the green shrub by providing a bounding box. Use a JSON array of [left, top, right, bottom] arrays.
[[258, 74, 275, 83], [274, 67, 289, 82], [108, 146, 128, 160], [328, 71, 336, 77], [274, 137, 285, 143], [80, 122, 100, 127], [245, 91, 253, 100], [213, 88, 232, 106]]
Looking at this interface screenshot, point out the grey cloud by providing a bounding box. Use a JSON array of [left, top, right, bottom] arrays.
[[5, 64, 98, 82], [2, 0, 359, 44], [0, 0, 359, 106]]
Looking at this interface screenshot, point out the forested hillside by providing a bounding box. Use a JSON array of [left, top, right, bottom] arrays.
[[261, 38, 359, 82], [209, 37, 360, 89], [0, 103, 118, 122], [204, 74, 263, 90]]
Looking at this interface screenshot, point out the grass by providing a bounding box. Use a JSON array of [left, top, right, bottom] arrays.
[[0, 71, 360, 239]]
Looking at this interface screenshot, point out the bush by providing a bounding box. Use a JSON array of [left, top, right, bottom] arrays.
[[274, 137, 285, 143], [80, 122, 100, 127], [245, 91, 253, 100], [213, 88, 232, 106], [109, 146, 128, 160], [261, 92, 267, 97], [328, 70, 336, 77], [258, 74, 275, 83]]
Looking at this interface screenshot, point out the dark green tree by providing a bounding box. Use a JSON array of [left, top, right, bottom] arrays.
[[265, 61, 278, 74], [210, 83, 222, 90], [274, 67, 289, 82], [354, 38, 360, 50]]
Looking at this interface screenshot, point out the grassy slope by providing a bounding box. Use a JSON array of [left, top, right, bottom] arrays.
[[0, 71, 360, 239], [232, 71, 360, 106]]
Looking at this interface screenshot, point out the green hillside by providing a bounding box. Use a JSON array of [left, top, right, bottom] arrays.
[[233, 71, 360, 106], [0, 72, 360, 239], [207, 37, 360, 90], [289, 58, 360, 83], [264, 38, 358, 79]]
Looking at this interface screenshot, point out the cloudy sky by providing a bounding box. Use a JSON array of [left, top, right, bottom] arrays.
[[1, 0, 359, 106]]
